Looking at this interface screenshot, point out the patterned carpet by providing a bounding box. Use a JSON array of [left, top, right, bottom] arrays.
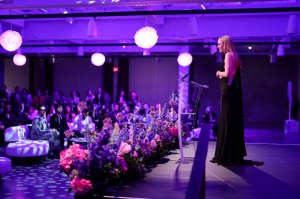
[[0, 158, 74, 199]]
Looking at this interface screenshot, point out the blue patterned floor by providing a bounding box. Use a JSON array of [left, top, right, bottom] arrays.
[[0, 159, 74, 199]]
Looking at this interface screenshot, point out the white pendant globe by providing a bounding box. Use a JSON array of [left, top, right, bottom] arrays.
[[134, 26, 158, 49], [177, 53, 193, 67], [0, 30, 22, 52], [13, 54, 26, 66], [91, 53, 105, 66]]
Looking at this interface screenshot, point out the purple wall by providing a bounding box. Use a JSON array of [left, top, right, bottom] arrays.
[[193, 55, 299, 124], [3, 54, 299, 125]]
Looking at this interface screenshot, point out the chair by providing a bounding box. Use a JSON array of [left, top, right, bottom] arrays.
[[0, 156, 11, 180], [5, 125, 49, 157]]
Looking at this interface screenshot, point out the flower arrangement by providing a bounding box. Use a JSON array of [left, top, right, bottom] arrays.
[[60, 144, 92, 195], [60, 104, 190, 196]]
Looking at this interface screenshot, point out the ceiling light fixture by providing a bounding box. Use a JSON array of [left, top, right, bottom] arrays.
[[287, 14, 298, 34], [91, 53, 105, 66], [87, 18, 98, 37], [177, 52, 193, 67], [277, 45, 284, 56], [77, 46, 84, 56], [200, 4, 206, 10], [13, 54, 26, 66], [143, 48, 150, 56], [66, 18, 73, 24], [0, 30, 22, 52], [270, 53, 276, 64], [188, 16, 198, 36], [134, 26, 158, 49]]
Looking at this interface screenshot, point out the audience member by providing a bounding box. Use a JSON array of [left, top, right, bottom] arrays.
[[73, 108, 95, 137], [202, 105, 218, 140], [20, 88, 32, 108], [31, 105, 60, 158], [44, 89, 53, 109], [32, 90, 46, 108], [90, 103, 101, 130], [94, 87, 105, 107], [0, 84, 9, 102], [50, 104, 69, 151], [0, 103, 19, 128], [27, 105, 38, 122], [16, 102, 30, 125], [46, 104, 56, 127], [128, 90, 139, 113], [10, 86, 21, 113]]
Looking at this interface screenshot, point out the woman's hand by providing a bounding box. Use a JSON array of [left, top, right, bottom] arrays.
[[216, 71, 222, 79]]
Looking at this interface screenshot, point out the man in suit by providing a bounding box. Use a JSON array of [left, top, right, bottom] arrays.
[[31, 105, 59, 158], [50, 104, 69, 151]]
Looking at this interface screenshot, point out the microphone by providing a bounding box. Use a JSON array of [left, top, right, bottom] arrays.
[[180, 73, 189, 81]]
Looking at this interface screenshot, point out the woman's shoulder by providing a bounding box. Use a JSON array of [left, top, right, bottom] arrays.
[[225, 52, 234, 58]]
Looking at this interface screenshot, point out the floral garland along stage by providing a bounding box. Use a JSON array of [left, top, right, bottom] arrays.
[[60, 105, 191, 196]]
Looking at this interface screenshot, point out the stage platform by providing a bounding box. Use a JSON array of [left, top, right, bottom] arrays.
[[0, 124, 299, 199]]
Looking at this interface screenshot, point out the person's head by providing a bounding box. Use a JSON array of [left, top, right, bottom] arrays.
[[20, 102, 25, 110], [28, 105, 35, 113], [217, 35, 241, 66], [65, 105, 71, 113], [206, 106, 214, 114], [36, 90, 42, 96], [82, 108, 90, 119], [112, 103, 119, 111], [4, 103, 11, 112], [55, 104, 63, 114], [15, 86, 20, 93], [1, 84, 6, 91], [38, 105, 47, 117], [22, 88, 28, 96]]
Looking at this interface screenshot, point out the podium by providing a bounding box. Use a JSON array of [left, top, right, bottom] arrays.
[[176, 78, 209, 164]]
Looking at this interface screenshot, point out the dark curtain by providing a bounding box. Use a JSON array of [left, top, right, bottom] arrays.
[[102, 62, 114, 96], [29, 57, 54, 95], [29, 58, 36, 95], [0, 58, 4, 85], [117, 57, 129, 99], [43, 58, 54, 93]]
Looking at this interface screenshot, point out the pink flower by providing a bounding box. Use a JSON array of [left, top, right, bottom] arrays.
[[154, 134, 161, 141], [150, 139, 157, 149], [117, 141, 132, 156], [116, 156, 128, 171], [71, 177, 93, 195], [59, 144, 88, 173], [131, 151, 138, 158], [169, 126, 178, 137]]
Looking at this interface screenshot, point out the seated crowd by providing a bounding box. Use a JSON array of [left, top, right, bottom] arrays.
[[0, 84, 180, 158]]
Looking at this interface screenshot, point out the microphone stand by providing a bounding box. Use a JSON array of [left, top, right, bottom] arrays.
[[176, 78, 209, 164]]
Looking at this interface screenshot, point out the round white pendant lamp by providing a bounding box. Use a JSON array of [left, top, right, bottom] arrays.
[[13, 54, 26, 66], [134, 26, 158, 49], [0, 30, 22, 52], [91, 53, 105, 66], [177, 53, 193, 67]]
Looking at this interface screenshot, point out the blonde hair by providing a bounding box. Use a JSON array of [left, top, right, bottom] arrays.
[[219, 35, 241, 68]]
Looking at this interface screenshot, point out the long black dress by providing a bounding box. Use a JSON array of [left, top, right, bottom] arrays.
[[211, 65, 247, 165]]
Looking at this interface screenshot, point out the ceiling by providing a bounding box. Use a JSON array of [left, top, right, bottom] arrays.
[[0, 0, 300, 57]]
